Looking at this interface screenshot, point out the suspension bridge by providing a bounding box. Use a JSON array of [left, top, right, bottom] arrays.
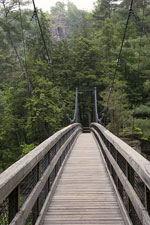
[[0, 86, 150, 225], [0, 0, 150, 224]]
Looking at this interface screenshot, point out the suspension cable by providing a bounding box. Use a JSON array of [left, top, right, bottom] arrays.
[[31, 0, 53, 77], [18, 0, 27, 69], [100, 0, 134, 124]]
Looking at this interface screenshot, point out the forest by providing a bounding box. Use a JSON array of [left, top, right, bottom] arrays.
[[0, 0, 150, 172]]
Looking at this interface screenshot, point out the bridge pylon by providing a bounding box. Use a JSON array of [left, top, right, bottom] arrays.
[[72, 87, 99, 126]]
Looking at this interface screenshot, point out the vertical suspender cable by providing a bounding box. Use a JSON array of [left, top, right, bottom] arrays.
[[94, 87, 99, 123], [75, 88, 78, 123], [72, 88, 78, 123]]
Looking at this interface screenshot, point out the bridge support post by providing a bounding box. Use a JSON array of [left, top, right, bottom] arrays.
[[126, 163, 130, 214], [8, 186, 19, 223], [146, 186, 150, 214], [32, 163, 40, 223], [94, 87, 99, 123], [72, 88, 78, 123], [75, 88, 78, 123], [48, 151, 51, 192], [32, 198, 40, 224]]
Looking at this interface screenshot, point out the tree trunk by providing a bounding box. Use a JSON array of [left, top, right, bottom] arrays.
[[3, 2, 32, 95]]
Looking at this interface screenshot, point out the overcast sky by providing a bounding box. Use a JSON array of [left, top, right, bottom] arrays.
[[27, 0, 96, 12]]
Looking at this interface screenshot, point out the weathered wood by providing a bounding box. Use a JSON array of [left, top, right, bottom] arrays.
[[91, 126, 150, 225], [9, 128, 81, 225], [91, 123, 150, 190], [95, 135, 132, 225], [0, 123, 81, 205], [35, 131, 81, 225], [43, 133, 126, 225]]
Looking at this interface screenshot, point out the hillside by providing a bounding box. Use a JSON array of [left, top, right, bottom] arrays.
[[50, 2, 88, 41]]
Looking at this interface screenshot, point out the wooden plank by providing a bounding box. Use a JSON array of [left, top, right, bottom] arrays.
[[91, 127, 150, 225], [0, 124, 81, 205], [91, 123, 150, 190], [43, 220, 125, 225], [42, 133, 126, 225]]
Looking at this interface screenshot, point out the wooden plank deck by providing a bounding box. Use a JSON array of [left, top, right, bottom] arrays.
[[43, 133, 126, 225]]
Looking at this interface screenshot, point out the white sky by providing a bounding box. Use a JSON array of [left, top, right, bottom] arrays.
[[27, 0, 96, 12]]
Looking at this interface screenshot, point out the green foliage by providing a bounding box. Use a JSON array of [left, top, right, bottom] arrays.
[[0, 0, 150, 172], [103, 80, 131, 135], [121, 126, 143, 139], [134, 119, 150, 140], [51, 2, 66, 15], [20, 143, 36, 157], [144, 80, 150, 93], [134, 105, 150, 118], [67, 2, 86, 31]]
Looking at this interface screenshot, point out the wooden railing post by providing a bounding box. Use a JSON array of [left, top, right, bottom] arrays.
[[146, 187, 150, 215], [126, 162, 130, 214], [32, 198, 40, 224], [0, 124, 81, 225], [48, 151, 51, 192], [91, 123, 150, 225], [32, 163, 40, 224], [8, 186, 19, 223]]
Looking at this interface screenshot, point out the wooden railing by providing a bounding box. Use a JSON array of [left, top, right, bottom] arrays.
[[0, 123, 82, 225], [91, 123, 150, 225]]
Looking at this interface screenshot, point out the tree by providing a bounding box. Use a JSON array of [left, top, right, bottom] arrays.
[[0, 0, 32, 94]]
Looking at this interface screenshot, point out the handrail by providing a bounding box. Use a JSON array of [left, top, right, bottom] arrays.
[[0, 123, 82, 225], [91, 123, 150, 225]]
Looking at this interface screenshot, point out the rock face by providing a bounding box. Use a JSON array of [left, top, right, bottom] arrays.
[[51, 13, 70, 42]]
